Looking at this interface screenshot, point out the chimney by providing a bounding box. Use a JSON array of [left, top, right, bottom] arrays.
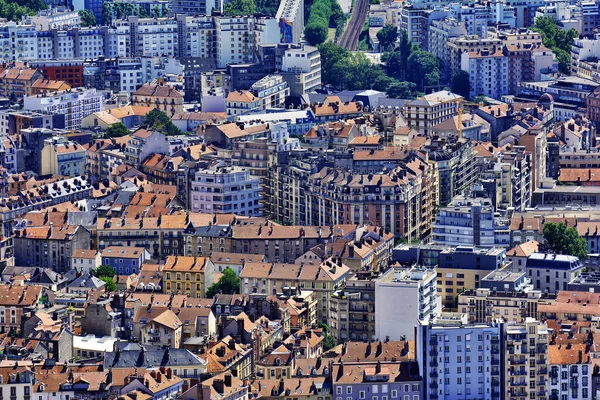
[[224, 373, 232, 387], [166, 368, 172, 379], [348, 243, 355, 258], [213, 379, 225, 394]]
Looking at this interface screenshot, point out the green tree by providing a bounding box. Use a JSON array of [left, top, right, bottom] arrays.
[[372, 75, 395, 92], [376, 24, 398, 51], [105, 122, 129, 138], [382, 51, 402, 79], [451, 70, 471, 99], [224, 0, 256, 15], [101, 277, 118, 292], [397, 29, 412, 79], [91, 265, 117, 279], [102, 2, 113, 25], [305, 22, 329, 46], [473, 95, 488, 105], [533, 16, 578, 74], [206, 268, 240, 298], [78, 9, 96, 27], [386, 81, 416, 99], [542, 222, 588, 259], [407, 49, 440, 91], [318, 42, 349, 87], [143, 108, 182, 136]]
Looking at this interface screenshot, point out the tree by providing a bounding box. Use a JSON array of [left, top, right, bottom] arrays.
[[397, 29, 412, 79], [105, 122, 129, 138], [381, 51, 402, 79], [206, 268, 240, 298], [386, 81, 416, 99], [473, 95, 488, 105], [143, 109, 182, 136], [542, 222, 588, 260], [304, 22, 329, 46], [372, 75, 395, 92], [318, 42, 349, 86], [78, 9, 96, 27], [407, 49, 440, 92], [223, 0, 256, 15], [91, 265, 116, 279], [100, 277, 118, 292], [533, 16, 578, 74], [376, 25, 398, 52], [451, 70, 471, 99]]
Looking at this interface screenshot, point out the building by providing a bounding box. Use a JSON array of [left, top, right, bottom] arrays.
[[375, 266, 441, 341], [13, 225, 91, 273], [125, 129, 170, 165], [329, 272, 376, 342], [239, 258, 349, 322], [276, 0, 304, 44], [428, 18, 467, 81], [40, 136, 86, 176], [418, 314, 502, 400], [0, 66, 44, 100], [100, 246, 150, 275], [71, 249, 100, 273], [163, 255, 215, 298], [23, 88, 103, 129], [141, 309, 183, 348], [548, 335, 593, 400], [505, 318, 549, 400], [527, 253, 584, 293], [432, 197, 508, 248], [0, 284, 43, 333], [190, 165, 262, 216], [306, 161, 436, 241], [402, 91, 463, 135], [132, 83, 184, 117], [461, 49, 508, 99], [280, 45, 321, 96], [457, 269, 550, 324]]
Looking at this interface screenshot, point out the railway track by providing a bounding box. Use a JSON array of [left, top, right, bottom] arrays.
[[337, 0, 369, 51]]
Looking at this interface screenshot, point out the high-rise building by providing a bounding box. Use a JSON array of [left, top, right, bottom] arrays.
[[375, 266, 441, 341]]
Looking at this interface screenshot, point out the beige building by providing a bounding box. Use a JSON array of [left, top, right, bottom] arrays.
[[41, 137, 86, 176], [141, 309, 183, 348], [132, 83, 184, 117], [163, 255, 216, 298], [240, 258, 349, 322], [402, 91, 463, 135]]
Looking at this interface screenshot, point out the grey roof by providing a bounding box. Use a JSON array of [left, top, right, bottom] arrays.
[[375, 97, 409, 109], [104, 348, 206, 368], [67, 273, 105, 289], [189, 225, 232, 237]]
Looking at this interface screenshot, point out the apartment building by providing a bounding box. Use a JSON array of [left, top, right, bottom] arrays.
[[306, 160, 436, 241], [163, 255, 216, 298], [448, 36, 503, 82], [461, 49, 508, 99], [13, 225, 91, 273], [132, 83, 184, 117], [125, 128, 169, 165], [280, 45, 321, 96], [375, 266, 441, 341], [276, 0, 304, 44], [239, 258, 350, 322], [428, 18, 467, 81], [527, 253, 584, 293], [328, 272, 376, 342], [505, 318, 549, 400], [418, 314, 502, 400], [402, 91, 463, 135], [458, 269, 550, 324], [23, 88, 102, 129], [548, 336, 593, 400], [426, 137, 478, 206], [0, 66, 43, 100], [40, 136, 86, 176], [190, 165, 262, 216]]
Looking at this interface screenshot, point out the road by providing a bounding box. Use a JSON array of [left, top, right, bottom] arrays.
[[337, 0, 369, 51]]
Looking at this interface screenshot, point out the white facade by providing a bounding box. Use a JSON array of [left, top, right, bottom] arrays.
[[23, 88, 103, 130], [276, 0, 304, 44], [549, 362, 592, 400], [375, 267, 441, 341], [190, 165, 262, 216], [281, 45, 322, 95], [432, 198, 498, 247], [461, 50, 509, 100]]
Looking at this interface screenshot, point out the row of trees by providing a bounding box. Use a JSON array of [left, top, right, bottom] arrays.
[[304, 0, 332, 45], [319, 42, 417, 98], [103, 2, 166, 25], [223, 0, 279, 16], [79, 10, 96, 27], [0, 0, 46, 21], [533, 16, 578, 74]]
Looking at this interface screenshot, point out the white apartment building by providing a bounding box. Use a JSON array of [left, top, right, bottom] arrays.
[[432, 197, 501, 247], [23, 88, 103, 130], [276, 0, 304, 44], [250, 74, 290, 110], [190, 165, 262, 216], [428, 18, 467, 80], [549, 346, 592, 400], [281, 45, 322, 96], [375, 266, 441, 341], [116, 17, 179, 58], [29, 7, 81, 30], [461, 49, 509, 99]]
